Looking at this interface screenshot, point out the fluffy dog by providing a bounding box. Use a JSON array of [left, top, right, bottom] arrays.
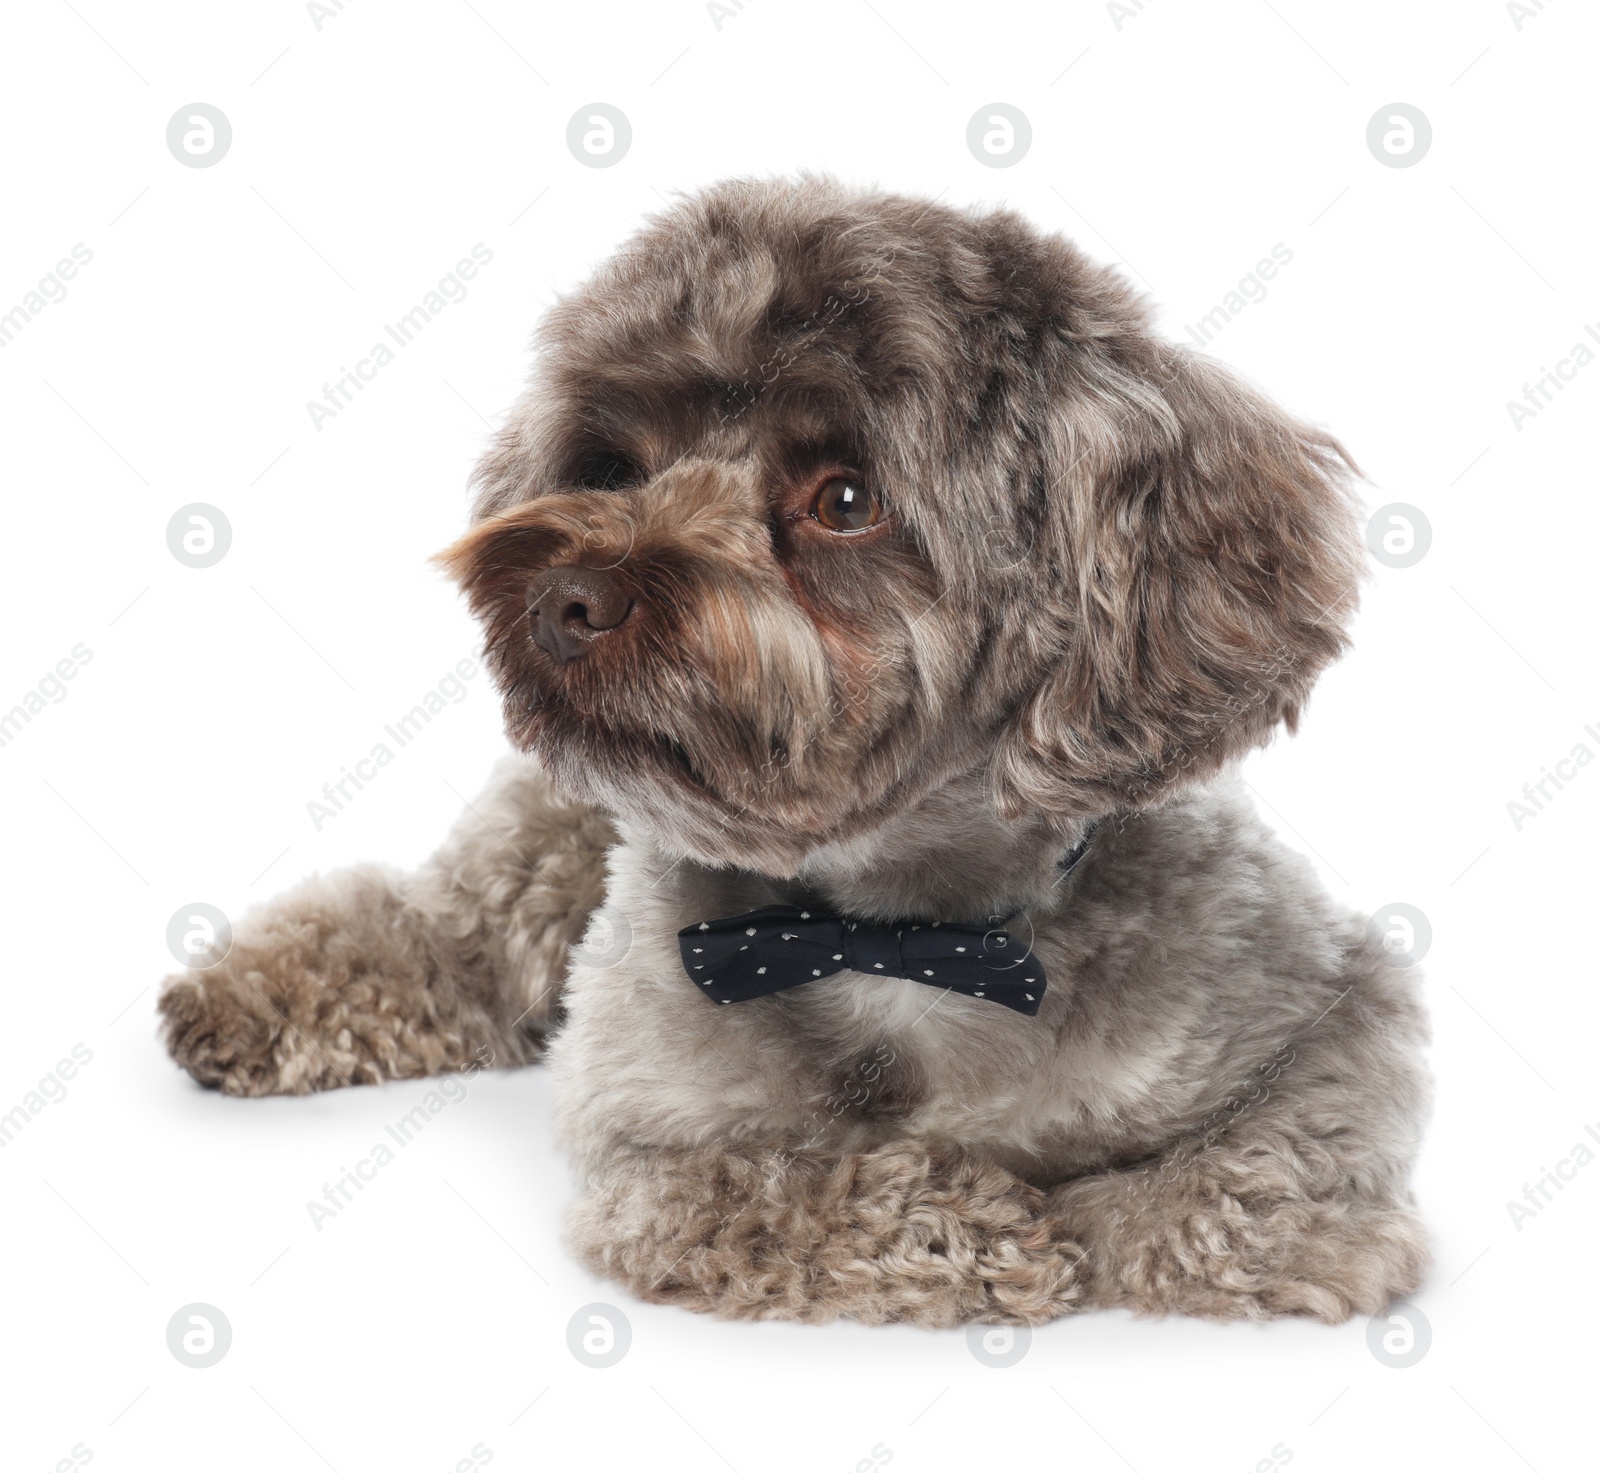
[[160, 176, 1430, 1326]]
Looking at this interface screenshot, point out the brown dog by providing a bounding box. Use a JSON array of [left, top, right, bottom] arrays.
[[161, 177, 1429, 1325]]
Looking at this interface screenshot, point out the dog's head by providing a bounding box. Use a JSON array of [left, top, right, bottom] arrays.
[[443, 177, 1361, 875]]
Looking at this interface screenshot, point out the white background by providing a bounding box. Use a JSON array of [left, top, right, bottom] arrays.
[[2, 1, 1596, 1468]]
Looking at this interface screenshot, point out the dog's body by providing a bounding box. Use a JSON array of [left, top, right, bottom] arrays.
[[161, 177, 1430, 1325]]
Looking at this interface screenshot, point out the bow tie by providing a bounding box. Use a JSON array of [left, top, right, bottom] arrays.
[[676, 830, 1094, 1016], [678, 907, 1048, 1015]]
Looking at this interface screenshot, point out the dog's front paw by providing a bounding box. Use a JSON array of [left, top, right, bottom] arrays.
[[157, 878, 400, 1096], [159, 960, 350, 1097], [157, 866, 515, 1097], [158, 943, 377, 1098], [1052, 1168, 1430, 1323], [572, 1139, 1087, 1328]]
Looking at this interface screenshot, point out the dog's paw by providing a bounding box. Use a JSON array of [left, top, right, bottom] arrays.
[[158, 896, 405, 1096], [160, 970, 264, 1095], [571, 1139, 1087, 1328], [156, 865, 520, 1097], [158, 960, 356, 1097], [1052, 1169, 1430, 1323], [1240, 1200, 1431, 1323]]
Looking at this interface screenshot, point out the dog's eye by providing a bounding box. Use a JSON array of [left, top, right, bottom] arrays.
[[811, 476, 882, 533], [574, 453, 645, 491]]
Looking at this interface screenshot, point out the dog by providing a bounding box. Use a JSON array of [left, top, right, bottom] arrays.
[[160, 175, 1430, 1326]]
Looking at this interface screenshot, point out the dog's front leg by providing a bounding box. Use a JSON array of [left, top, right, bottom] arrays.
[[568, 1137, 1086, 1327], [1049, 1059, 1431, 1324], [159, 756, 613, 1096]]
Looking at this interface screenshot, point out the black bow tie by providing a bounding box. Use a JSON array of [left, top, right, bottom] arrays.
[[678, 906, 1048, 1014], [676, 830, 1094, 1017]]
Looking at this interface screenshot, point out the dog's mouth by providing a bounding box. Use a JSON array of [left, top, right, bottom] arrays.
[[518, 686, 728, 804]]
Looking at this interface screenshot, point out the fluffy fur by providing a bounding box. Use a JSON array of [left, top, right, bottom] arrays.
[[160, 177, 1429, 1326]]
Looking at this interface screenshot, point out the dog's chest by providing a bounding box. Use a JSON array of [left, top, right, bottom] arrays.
[[762, 974, 1065, 1143]]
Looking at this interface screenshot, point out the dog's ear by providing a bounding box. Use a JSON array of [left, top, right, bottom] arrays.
[[991, 347, 1363, 818]]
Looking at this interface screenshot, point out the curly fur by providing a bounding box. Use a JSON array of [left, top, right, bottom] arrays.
[[159, 176, 1429, 1328], [161, 757, 613, 1095]]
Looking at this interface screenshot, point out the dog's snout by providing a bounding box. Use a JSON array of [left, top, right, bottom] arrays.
[[527, 565, 633, 663]]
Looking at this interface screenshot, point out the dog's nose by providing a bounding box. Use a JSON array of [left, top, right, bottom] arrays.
[[526, 565, 633, 663]]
